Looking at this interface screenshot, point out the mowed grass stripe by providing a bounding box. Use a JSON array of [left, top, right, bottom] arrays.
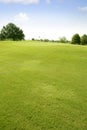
[[0, 41, 87, 130]]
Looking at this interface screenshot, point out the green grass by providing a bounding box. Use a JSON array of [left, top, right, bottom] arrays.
[[0, 41, 87, 130]]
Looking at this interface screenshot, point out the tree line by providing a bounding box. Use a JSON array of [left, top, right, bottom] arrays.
[[71, 34, 87, 45], [32, 34, 87, 45], [0, 23, 87, 45]]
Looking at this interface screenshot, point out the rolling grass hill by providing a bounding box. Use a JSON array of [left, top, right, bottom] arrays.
[[0, 41, 87, 130]]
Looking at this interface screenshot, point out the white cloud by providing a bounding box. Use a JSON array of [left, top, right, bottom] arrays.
[[0, 0, 39, 4], [0, 0, 64, 4], [46, 0, 64, 4], [78, 6, 87, 12], [14, 13, 29, 23], [46, 0, 51, 4]]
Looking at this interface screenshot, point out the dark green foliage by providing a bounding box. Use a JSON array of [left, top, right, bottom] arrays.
[[71, 34, 80, 44], [32, 38, 35, 41], [40, 39, 43, 41], [0, 23, 25, 41], [81, 34, 87, 45]]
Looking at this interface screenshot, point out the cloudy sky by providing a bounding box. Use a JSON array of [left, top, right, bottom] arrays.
[[0, 0, 87, 40]]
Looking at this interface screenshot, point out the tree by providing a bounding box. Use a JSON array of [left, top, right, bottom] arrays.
[[44, 39, 49, 42], [71, 34, 80, 44], [0, 23, 25, 41], [81, 34, 87, 45], [59, 36, 67, 43]]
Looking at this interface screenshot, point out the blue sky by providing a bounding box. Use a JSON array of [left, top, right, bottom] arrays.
[[0, 0, 87, 40]]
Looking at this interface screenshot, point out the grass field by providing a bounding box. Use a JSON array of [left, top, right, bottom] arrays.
[[0, 41, 87, 130]]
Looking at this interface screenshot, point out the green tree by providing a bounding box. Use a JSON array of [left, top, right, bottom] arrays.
[[81, 34, 87, 45], [0, 23, 25, 41], [59, 36, 67, 43], [71, 34, 80, 44]]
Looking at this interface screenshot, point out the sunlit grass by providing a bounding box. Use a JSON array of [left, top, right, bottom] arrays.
[[0, 41, 87, 130]]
